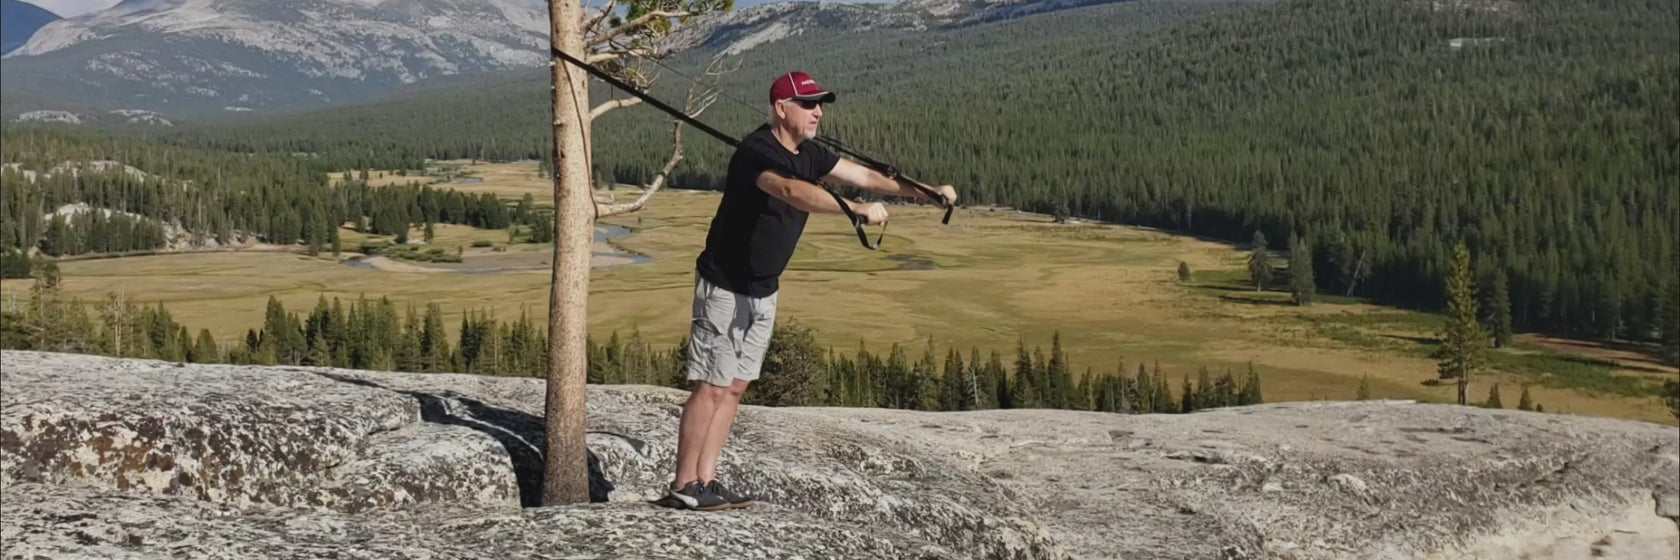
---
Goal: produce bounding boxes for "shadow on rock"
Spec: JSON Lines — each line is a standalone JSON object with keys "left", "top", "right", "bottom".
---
{"left": 313, "top": 372, "right": 614, "bottom": 506}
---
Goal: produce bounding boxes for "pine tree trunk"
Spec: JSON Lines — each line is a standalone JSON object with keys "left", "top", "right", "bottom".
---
{"left": 542, "top": 0, "right": 593, "bottom": 506}
{"left": 1457, "top": 376, "right": 1467, "bottom": 406}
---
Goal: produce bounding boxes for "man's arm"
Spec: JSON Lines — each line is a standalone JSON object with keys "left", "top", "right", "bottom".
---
{"left": 822, "top": 158, "right": 958, "bottom": 206}
{"left": 756, "top": 170, "right": 888, "bottom": 224}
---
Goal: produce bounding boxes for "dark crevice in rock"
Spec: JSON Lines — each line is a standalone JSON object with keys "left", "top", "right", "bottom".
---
{"left": 310, "top": 371, "right": 615, "bottom": 506}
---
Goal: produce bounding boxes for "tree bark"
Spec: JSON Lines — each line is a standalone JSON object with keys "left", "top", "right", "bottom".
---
{"left": 542, "top": 0, "right": 593, "bottom": 506}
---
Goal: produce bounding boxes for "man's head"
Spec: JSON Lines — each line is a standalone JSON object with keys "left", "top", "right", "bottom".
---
{"left": 768, "top": 71, "right": 835, "bottom": 141}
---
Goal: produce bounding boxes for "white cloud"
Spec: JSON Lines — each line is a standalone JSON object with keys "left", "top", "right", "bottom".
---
{"left": 25, "top": 0, "right": 123, "bottom": 18}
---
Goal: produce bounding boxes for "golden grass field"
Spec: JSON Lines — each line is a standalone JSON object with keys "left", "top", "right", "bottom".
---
{"left": 6, "top": 162, "right": 1674, "bottom": 425}
{"left": 325, "top": 169, "right": 429, "bottom": 188}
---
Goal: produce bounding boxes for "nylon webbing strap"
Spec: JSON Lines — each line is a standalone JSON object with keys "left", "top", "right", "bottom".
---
{"left": 552, "top": 46, "right": 908, "bottom": 249}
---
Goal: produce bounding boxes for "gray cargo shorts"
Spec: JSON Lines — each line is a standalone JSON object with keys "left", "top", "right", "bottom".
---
{"left": 686, "top": 272, "right": 777, "bottom": 387}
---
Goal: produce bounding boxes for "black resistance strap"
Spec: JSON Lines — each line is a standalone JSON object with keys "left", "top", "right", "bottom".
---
{"left": 550, "top": 46, "right": 952, "bottom": 250}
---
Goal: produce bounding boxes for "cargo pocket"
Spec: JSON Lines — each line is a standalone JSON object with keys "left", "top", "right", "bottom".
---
{"left": 687, "top": 316, "right": 721, "bottom": 374}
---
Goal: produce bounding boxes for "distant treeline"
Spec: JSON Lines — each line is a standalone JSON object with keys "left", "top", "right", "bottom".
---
{"left": 0, "top": 131, "right": 538, "bottom": 258}
{"left": 98, "top": 0, "right": 1679, "bottom": 347}
{"left": 1, "top": 270, "right": 1263, "bottom": 415}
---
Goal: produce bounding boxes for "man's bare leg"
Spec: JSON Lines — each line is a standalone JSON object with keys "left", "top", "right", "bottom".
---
{"left": 673, "top": 382, "right": 728, "bottom": 488}
{"left": 696, "top": 379, "right": 749, "bottom": 483}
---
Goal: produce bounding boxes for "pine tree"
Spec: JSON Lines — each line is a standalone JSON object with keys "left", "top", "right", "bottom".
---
{"left": 261, "top": 296, "right": 303, "bottom": 365}
{"left": 329, "top": 298, "right": 349, "bottom": 367}
{"left": 1195, "top": 366, "right": 1212, "bottom": 410}
{"left": 1240, "top": 362, "right": 1263, "bottom": 405}
{"left": 1487, "top": 268, "right": 1512, "bottom": 348}
{"left": 1048, "top": 332, "right": 1070, "bottom": 409}
{"left": 1662, "top": 380, "right": 1678, "bottom": 421}
{"left": 1356, "top": 374, "right": 1371, "bottom": 400}
{"left": 1517, "top": 385, "right": 1534, "bottom": 412}
{"left": 192, "top": 328, "right": 220, "bottom": 362}
{"left": 912, "top": 339, "right": 940, "bottom": 411}
{"left": 621, "top": 328, "right": 651, "bottom": 384}
{"left": 942, "top": 347, "right": 967, "bottom": 411}
{"left": 99, "top": 292, "right": 133, "bottom": 357}
{"left": 1011, "top": 339, "right": 1037, "bottom": 408}
{"left": 602, "top": 330, "right": 622, "bottom": 383}
{"left": 1437, "top": 242, "right": 1487, "bottom": 406}
{"left": 987, "top": 350, "right": 1008, "bottom": 410}
{"left": 306, "top": 329, "right": 331, "bottom": 366}
{"left": 0, "top": 248, "right": 31, "bottom": 278}
{"left": 1074, "top": 368, "right": 1092, "bottom": 411}
{"left": 884, "top": 343, "right": 909, "bottom": 409}
{"left": 421, "top": 303, "right": 449, "bottom": 372}
{"left": 1153, "top": 364, "right": 1172, "bottom": 413}
{"left": 165, "top": 324, "right": 190, "bottom": 362}
{"left": 1661, "top": 279, "right": 1679, "bottom": 367}
{"left": 1134, "top": 363, "right": 1153, "bottom": 413}
{"left": 1485, "top": 384, "right": 1503, "bottom": 409}
{"left": 1114, "top": 359, "right": 1132, "bottom": 414}
{"left": 1180, "top": 373, "right": 1195, "bottom": 413}
{"left": 1289, "top": 233, "right": 1315, "bottom": 306}
{"left": 306, "top": 296, "right": 331, "bottom": 353}
{"left": 1033, "top": 346, "right": 1052, "bottom": 408}
{"left": 1249, "top": 231, "right": 1272, "bottom": 291}
{"left": 516, "top": 193, "right": 535, "bottom": 223}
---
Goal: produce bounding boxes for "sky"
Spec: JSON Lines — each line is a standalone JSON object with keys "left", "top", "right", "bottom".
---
{"left": 25, "top": 0, "right": 121, "bottom": 18}
{"left": 24, "top": 0, "right": 894, "bottom": 19}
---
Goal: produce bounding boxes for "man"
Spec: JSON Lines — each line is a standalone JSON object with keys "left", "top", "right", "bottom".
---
{"left": 659, "top": 71, "right": 958, "bottom": 511}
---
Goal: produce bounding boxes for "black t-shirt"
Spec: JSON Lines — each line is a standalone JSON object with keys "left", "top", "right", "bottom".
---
{"left": 695, "top": 124, "right": 841, "bottom": 297}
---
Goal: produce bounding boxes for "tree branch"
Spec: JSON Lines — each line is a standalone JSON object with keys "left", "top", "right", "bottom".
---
{"left": 587, "top": 48, "right": 653, "bottom": 64}
{"left": 595, "top": 56, "right": 731, "bottom": 217}
{"left": 587, "top": 10, "right": 694, "bottom": 47}
{"left": 591, "top": 97, "right": 643, "bottom": 119}
{"left": 596, "top": 123, "right": 682, "bottom": 217}
{"left": 582, "top": 0, "right": 616, "bottom": 39}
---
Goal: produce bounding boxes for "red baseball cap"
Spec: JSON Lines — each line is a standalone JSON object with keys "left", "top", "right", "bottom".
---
{"left": 769, "top": 71, "right": 836, "bottom": 104}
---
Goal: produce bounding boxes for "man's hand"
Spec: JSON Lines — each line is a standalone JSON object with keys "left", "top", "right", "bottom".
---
{"left": 927, "top": 184, "right": 957, "bottom": 206}
{"left": 850, "top": 200, "right": 888, "bottom": 225}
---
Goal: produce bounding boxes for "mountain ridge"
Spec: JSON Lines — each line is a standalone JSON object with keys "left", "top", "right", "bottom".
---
{"left": 0, "top": 0, "right": 550, "bottom": 111}
{"left": 0, "top": 0, "right": 1144, "bottom": 113}
{"left": 0, "top": 0, "right": 60, "bottom": 54}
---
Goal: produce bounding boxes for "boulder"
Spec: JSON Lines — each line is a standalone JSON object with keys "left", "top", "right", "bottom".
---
{"left": 0, "top": 482, "right": 959, "bottom": 559}
{"left": 2, "top": 350, "right": 1676, "bottom": 559}
{"left": 0, "top": 354, "right": 519, "bottom": 513}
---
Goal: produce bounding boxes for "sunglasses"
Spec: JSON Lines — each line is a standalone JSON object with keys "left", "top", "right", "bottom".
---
{"left": 786, "top": 99, "right": 822, "bottom": 110}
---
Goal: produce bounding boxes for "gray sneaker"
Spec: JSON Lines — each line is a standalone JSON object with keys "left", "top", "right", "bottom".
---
{"left": 664, "top": 481, "right": 730, "bottom": 511}
{"left": 706, "top": 480, "right": 756, "bottom": 509}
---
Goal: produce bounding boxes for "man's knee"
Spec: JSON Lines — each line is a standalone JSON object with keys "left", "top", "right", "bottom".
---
{"left": 727, "top": 379, "right": 750, "bottom": 398}
{"left": 692, "top": 380, "right": 739, "bottom": 403}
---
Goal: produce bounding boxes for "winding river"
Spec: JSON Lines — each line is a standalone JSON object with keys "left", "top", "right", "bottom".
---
{"left": 341, "top": 224, "right": 651, "bottom": 274}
